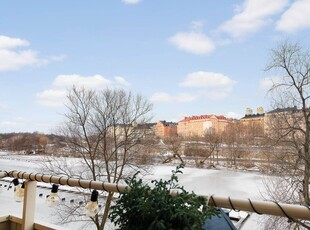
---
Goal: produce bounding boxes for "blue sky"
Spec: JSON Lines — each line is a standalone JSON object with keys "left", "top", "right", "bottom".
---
{"left": 0, "top": 0, "right": 310, "bottom": 133}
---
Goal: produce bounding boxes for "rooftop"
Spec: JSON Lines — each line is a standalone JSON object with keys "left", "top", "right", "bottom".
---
{"left": 267, "top": 106, "right": 299, "bottom": 114}
{"left": 241, "top": 113, "right": 265, "bottom": 119}
{"left": 179, "top": 114, "right": 227, "bottom": 122}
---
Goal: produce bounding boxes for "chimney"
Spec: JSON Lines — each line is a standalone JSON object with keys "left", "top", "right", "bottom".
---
{"left": 245, "top": 108, "right": 253, "bottom": 116}
{"left": 257, "top": 106, "right": 264, "bottom": 115}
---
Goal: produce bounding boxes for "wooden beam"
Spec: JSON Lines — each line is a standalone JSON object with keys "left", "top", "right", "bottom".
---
{"left": 22, "top": 180, "right": 37, "bottom": 230}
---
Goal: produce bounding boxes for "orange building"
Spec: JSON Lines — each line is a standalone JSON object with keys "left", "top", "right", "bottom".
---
{"left": 153, "top": 120, "right": 178, "bottom": 138}
{"left": 177, "top": 114, "right": 229, "bottom": 137}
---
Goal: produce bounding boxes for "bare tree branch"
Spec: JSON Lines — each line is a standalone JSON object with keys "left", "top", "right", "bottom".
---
{"left": 43, "top": 86, "right": 153, "bottom": 230}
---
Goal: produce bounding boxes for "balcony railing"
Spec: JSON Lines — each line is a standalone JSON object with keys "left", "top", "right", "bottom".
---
{"left": 0, "top": 170, "right": 309, "bottom": 230}
{"left": 0, "top": 215, "right": 65, "bottom": 230}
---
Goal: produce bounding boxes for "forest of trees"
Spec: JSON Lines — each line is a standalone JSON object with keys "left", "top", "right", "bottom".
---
{"left": 0, "top": 132, "right": 67, "bottom": 154}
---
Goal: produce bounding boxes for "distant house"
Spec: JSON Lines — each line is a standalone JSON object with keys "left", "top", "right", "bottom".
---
{"left": 153, "top": 121, "right": 178, "bottom": 138}
{"left": 111, "top": 122, "right": 156, "bottom": 139}
{"left": 134, "top": 122, "right": 157, "bottom": 139}
{"left": 177, "top": 114, "right": 229, "bottom": 137}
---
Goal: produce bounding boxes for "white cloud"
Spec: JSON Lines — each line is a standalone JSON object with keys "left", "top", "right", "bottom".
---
{"left": 0, "top": 117, "right": 57, "bottom": 133}
{"left": 150, "top": 92, "right": 197, "bottom": 103}
{"left": 259, "top": 76, "right": 281, "bottom": 92}
{"left": 226, "top": 112, "right": 241, "bottom": 119}
{"left": 115, "top": 76, "right": 131, "bottom": 88}
{"left": 1, "top": 119, "right": 24, "bottom": 127}
{"left": 276, "top": 0, "right": 310, "bottom": 33}
{"left": 0, "top": 35, "right": 29, "bottom": 49}
{"left": 36, "top": 89, "right": 67, "bottom": 107}
{"left": 259, "top": 78, "right": 273, "bottom": 92}
{"left": 0, "top": 35, "right": 64, "bottom": 72}
{"left": 1, "top": 121, "right": 18, "bottom": 126}
{"left": 180, "top": 71, "right": 235, "bottom": 89}
{"left": 172, "top": 112, "right": 190, "bottom": 122}
{"left": 52, "top": 74, "right": 112, "bottom": 90}
{"left": 219, "top": 0, "right": 288, "bottom": 38}
{"left": 0, "top": 116, "right": 26, "bottom": 127}
{"left": 151, "top": 71, "right": 236, "bottom": 103}
{"left": 180, "top": 71, "right": 236, "bottom": 100}
{"left": 37, "top": 74, "right": 132, "bottom": 107}
{"left": 190, "top": 20, "right": 204, "bottom": 31}
{"left": 0, "top": 48, "right": 40, "bottom": 72}
{"left": 122, "top": 0, "right": 142, "bottom": 4}
{"left": 169, "top": 31, "right": 215, "bottom": 55}
{"left": 151, "top": 71, "right": 235, "bottom": 103}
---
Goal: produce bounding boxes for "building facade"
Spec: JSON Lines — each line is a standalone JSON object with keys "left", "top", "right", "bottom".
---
{"left": 153, "top": 121, "right": 178, "bottom": 138}
{"left": 240, "top": 107, "right": 265, "bottom": 136}
{"left": 264, "top": 106, "right": 305, "bottom": 138}
{"left": 177, "top": 114, "right": 229, "bottom": 137}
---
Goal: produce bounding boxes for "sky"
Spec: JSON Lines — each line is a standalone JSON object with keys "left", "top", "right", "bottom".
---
{"left": 0, "top": 0, "right": 310, "bottom": 133}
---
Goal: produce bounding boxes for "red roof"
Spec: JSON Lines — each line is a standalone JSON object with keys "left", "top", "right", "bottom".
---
{"left": 178, "top": 114, "right": 227, "bottom": 122}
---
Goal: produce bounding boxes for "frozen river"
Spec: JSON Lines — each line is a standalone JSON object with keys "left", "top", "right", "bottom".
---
{"left": 0, "top": 152, "right": 265, "bottom": 229}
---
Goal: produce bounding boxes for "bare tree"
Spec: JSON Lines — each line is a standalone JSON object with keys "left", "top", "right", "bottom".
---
{"left": 206, "top": 132, "right": 222, "bottom": 166}
{"left": 222, "top": 122, "right": 243, "bottom": 167}
{"left": 193, "top": 133, "right": 221, "bottom": 168}
{"left": 43, "top": 86, "right": 153, "bottom": 229}
{"left": 242, "top": 122, "right": 264, "bottom": 145}
{"left": 264, "top": 41, "right": 310, "bottom": 229}
{"left": 161, "top": 136, "right": 185, "bottom": 164}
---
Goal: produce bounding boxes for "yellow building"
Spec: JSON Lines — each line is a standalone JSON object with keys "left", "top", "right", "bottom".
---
{"left": 264, "top": 106, "right": 304, "bottom": 138}
{"left": 240, "top": 107, "right": 265, "bottom": 137}
{"left": 178, "top": 114, "right": 229, "bottom": 137}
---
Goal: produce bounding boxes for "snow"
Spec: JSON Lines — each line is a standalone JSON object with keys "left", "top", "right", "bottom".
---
{"left": 143, "top": 166, "right": 264, "bottom": 199}
{"left": 0, "top": 153, "right": 266, "bottom": 229}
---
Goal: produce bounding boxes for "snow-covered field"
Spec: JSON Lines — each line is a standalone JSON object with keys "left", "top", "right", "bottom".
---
{"left": 0, "top": 151, "right": 265, "bottom": 229}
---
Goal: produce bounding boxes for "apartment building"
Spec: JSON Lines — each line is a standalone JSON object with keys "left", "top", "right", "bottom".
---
{"left": 240, "top": 107, "right": 265, "bottom": 136}
{"left": 264, "top": 106, "right": 306, "bottom": 138}
{"left": 177, "top": 114, "right": 229, "bottom": 137}
{"left": 153, "top": 120, "right": 178, "bottom": 138}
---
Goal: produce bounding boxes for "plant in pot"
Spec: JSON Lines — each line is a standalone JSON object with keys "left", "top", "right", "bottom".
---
{"left": 109, "top": 164, "right": 217, "bottom": 229}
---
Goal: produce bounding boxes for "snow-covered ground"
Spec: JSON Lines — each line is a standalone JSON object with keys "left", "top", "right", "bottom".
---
{"left": 0, "top": 151, "right": 265, "bottom": 229}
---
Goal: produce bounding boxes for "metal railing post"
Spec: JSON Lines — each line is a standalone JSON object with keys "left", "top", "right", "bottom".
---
{"left": 22, "top": 180, "right": 37, "bottom": 230}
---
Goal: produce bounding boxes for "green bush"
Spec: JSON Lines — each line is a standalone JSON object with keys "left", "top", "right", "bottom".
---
{"left": 109, "top": 164, "right": 217, "bottom": 230}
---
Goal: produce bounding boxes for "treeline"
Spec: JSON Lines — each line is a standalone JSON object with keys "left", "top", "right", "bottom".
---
{"left": 0, "top": 132, "right": 66, "bottom": 154}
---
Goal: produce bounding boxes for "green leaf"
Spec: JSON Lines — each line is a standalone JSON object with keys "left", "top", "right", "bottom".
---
{"left": 109, "top": 164, "right": 217, "bottom": 229}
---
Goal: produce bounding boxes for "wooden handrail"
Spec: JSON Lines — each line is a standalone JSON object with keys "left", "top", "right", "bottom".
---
{"left": 1, "top": 170, "right": 310, "bottom": 221}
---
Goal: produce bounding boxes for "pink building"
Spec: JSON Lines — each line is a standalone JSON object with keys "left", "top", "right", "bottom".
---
{"left": 153, "top": 121, "right": 178, "bottom": 138}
